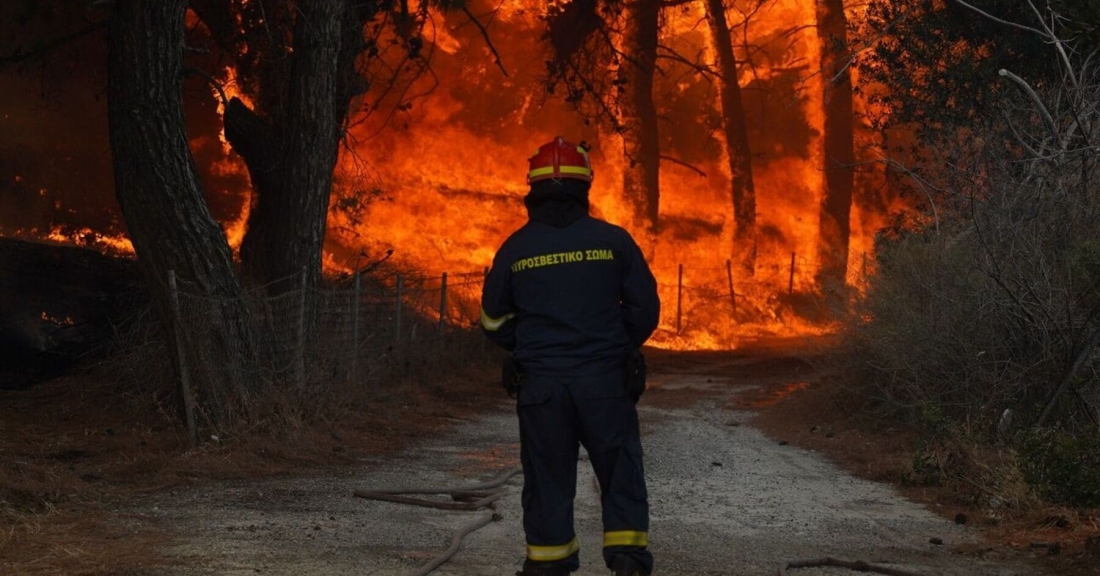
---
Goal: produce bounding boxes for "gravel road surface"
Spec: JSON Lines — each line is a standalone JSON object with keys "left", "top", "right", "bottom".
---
{"left": 131, "top": 352, "right": 1040, "bottom": 576}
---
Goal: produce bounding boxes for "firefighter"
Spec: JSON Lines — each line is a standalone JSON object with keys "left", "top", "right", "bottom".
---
{"left": 480, "top": 137, "right": 660, "bottom": 576}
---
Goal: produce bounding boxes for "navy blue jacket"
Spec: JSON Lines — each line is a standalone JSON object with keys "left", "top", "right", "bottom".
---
{"left": 480, "top": 183, "right": 660, "bottom": 376}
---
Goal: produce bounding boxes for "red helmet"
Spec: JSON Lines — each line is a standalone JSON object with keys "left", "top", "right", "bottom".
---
{"left": 527, "top": 136, "right": 593, "bottom": 184}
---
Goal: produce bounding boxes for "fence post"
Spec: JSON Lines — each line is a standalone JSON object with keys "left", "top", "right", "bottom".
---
{"left": 395, "top": 273, "right": 404, "bottom": 345}
{"left": 788, "top": 252, "right": 796, "bottom": 296}
{"left": 297, "top": 267, "right": 308, "bottom": 389}
{"left": 439, "top": 272, "right": 448, "bottom": 332}
{"left": 351, "top": 271, "right": 361, "bottom": 385}
{"left": 167, "top": 270, "right": 198, "bottom": 447}
{"left": 676, "top": 263, "right": 683, "bottom": 335}
{"left": 726, "top": 259, "right": 736, "bottom": 315}
{"left": 480, "top": 267, "right": 489, "bottom": 355}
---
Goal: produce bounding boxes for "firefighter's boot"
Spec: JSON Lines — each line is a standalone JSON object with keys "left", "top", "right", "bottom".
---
{"left": 610, "top": 555, "right": 650, "bottom": 576}
{"left": 516, "top": 560, "right": 573, "bottom": 576}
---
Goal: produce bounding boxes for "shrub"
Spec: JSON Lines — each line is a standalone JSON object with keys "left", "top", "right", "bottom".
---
{"left": 837, "top": 5, "right": 1100, "bottom": 508}
{"left": 1019, "top": 429, "right": 1100, "bottom": 508}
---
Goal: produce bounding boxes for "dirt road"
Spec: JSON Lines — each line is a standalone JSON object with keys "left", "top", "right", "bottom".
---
{"left": 130, "top": 348, "right": 1040, "bottom": 576}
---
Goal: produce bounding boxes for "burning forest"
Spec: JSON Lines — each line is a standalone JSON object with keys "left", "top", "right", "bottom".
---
{"left": 1, "top": 0, "right": 914, "bottom": 357}
{"left": 5, "top": 2, "right": 1100, "bottom": 574}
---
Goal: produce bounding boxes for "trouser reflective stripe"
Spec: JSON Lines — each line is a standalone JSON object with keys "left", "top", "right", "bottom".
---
{"left": 527, "top": 538, "right": 580, "bottom": 562}
{"left": 604, "top": 530, "right": 648, "bottom": 548}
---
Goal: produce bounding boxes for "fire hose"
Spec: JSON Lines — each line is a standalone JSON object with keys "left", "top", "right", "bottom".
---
{"left": 353, "top": 467, "right": 523, "bottom": 576}
{"left": 354, "top": 465, "right": 929, "bottom": 576}
{"left": 778, "top": 557, "right": 927, "bottom": 576}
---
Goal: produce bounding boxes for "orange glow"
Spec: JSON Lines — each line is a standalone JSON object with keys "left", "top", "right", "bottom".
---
{"left": 7, "top": 0, "right": 912, "bottom": 351}
{"left": 44, "top": 226, "right": 134, "bottom": 255}
{"left": 40, "top": 311, "right": 75, "bottom": 326}
{"left": 735, "top": 381, "right": 812, "bottom": 409}
{"left": 323, "top": 0, "right": 886, "bottom": 349}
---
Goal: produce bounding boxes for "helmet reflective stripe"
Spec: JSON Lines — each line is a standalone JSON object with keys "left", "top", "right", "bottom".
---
{"left": 528, "top": 165, "right": 593, "bottom": 179}
{"left": 527, "top": 136, "right": 594, "bottom": 183}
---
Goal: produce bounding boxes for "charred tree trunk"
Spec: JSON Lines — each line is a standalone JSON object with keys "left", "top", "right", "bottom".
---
{"left": 190, "top": 0, "right": 373, "bottom": 291}
{"left": 705, "top": 0, "right": 757, "bottom": 276}
{"left": 620, "top": 0, "right": 661, "bottom": 251}
{"left": 815, "top": 0, "right": 855, "bottom": 288}
{"left": 233, "top": 0, "right": 347, "bottom": 292}
{"left": 107, "top": 0, "right": 256, "bottom": 426}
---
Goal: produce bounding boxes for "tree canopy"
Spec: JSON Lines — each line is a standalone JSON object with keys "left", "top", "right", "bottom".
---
{"left": 857, "top": 0, "right": 1100, "bottom": 140}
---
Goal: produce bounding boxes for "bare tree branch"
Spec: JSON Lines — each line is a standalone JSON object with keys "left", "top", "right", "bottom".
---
{"left": 947, "top": 0, "right": 1046, "bottom": 37}
{"left": 1037, "top": 328, "right": 1100, "bottom": 427}
{"left": 0, "top": 22, "right": 106, "bottom": 65}
{"left": 998, "top": 68, "right": 1063, "bottom": 152}
{"left": 184, "top": 67, "right": 230, "bottom": 106}
{"left": 656, "top": 44, "right": 718, "bottom": 79}
{"left": 659, "top": 154, "right": 707, "bottom": 177}
{"left": 459, "top": 5, "right": 508, "bottom": 77}
{"left": 1024, "top": 0, "right": 1079, "bottom": 91}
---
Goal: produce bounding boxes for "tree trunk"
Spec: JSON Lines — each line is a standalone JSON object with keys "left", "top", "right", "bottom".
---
{"left": 705, "top": 0, "right": 757, "bottom": 277}
{"left": 620, "top": 0, "right": 661, "bottom": 251}
{"left": 107, "top": 0, "right": 256, "bottom": 426}
{"left": 233, "top": 0, "right": 347, "bottom": 293}
{"left": 815, "top": 0, "right": 855, "bottom": 288}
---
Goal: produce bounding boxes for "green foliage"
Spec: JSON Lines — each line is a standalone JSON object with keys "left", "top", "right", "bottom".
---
{"left": 1019, "top": 429, "right": 1100, "bottom": 507}
{"left": 908, "top": 442, "right": 947, "bottom": 486}
{"left": 838, "top": 0, "right": 1100, "bottom": 512}
{"left": 918, "top": 402, "right": 951, "bottom": 438}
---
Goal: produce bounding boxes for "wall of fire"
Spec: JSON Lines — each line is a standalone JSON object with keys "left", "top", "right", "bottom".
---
{"left": 0, "top": 0, "right": 912, "bottom": 347}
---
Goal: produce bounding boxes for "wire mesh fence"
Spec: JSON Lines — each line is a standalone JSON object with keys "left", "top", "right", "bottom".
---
{"left": 164, "top": 253, "right": 850, "bottom": 438}
{"left": 167, "top": 268, "right": 493, "bottom": 439}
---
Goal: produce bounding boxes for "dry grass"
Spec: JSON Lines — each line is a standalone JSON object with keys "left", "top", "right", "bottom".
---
{"left": 825, "top": 12, "right": 1100, "bottom": 521}
{"left": 753, "top": 376, "right": 1100, "bottom": 575}
{"left": 0, "top": 344, "right": 501, "bottom": 575}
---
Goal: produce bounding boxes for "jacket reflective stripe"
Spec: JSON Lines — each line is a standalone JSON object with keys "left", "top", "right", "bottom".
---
{"left": 526, "top": 537, "right": 580, "bottom": 561}
{"left": 603, "top": 530, "right": 648, "bottom": 548}
{"left": 480, "top": 308, "right": 516, "bottom": 331}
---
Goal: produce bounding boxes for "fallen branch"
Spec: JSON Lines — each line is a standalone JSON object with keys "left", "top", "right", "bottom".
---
{"left": 778, "top": 557, "right": 927, "bottom": 576}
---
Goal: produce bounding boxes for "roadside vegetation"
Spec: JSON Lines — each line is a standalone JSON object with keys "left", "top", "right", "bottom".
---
{"left": 0, "top": 265, "right": 499, "bottom": 575}
{"left": 838, "top": 1, "right": 1100, "bottom": 516}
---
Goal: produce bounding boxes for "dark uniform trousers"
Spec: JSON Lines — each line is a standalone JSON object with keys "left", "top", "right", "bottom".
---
{"left": 517, "top": 368, "right": 653, "bottom": 574}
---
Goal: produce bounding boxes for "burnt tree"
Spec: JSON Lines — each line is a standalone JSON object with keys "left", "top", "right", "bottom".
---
{"left": 190, "top": 0, "right": 374, "bottom": 292}
{"left": 542, "top": 0, "right": 662, "bottom": 251}
{"left": 620, "top": 0, "right": 662, "bottom": 249}
{"left": 815, "top": 0, "right": 855, "bottom": 287}
{"left": 705, "top": 0, "right": 757, "bottom": 276}
{"left": 107, "top": 0, "right": 257, "bottom": 425}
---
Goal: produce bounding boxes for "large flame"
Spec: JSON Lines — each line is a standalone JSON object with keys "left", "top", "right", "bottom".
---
{"left": 3, "top": 0, "right": 909, "bottom": 351}
{"left": 322, "top": 0, "right": 898, "bottom": 349}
